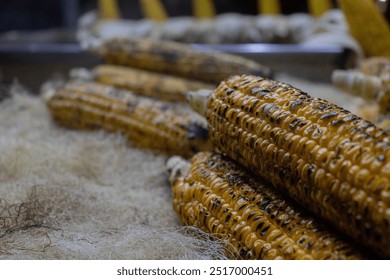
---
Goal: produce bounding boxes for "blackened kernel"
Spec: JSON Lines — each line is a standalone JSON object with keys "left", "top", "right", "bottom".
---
{"left": 260, "top": 226, "right": 270, "bottom": 235}
{"left": 226, "top": 89, "right": 234, "bottom": 95}
{"left": 320, "top": 111, "right": 338, "bottom": 119}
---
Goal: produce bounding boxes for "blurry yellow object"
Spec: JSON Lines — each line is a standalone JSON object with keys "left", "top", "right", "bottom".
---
{"left": 339, "top": 0, "right": 390, "bottom": 57}
{"left": 193, "top": 0, "right": 216, "bottom": 18}
{"left": 98, "top": 0, "right": 120, "bottom": 19}
{"left": 308, "top": 0, "right": 332, "bottom": 16}
{"left": 140, "top": 0, "right": 168, "bottom": 21}
{"left": 258, "top": 0, "right": 281, "bottom": 14}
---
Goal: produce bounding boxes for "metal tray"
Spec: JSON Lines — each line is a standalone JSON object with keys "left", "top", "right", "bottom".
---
{"left": 0, "top": 30, "right": 357, "bottom": 92}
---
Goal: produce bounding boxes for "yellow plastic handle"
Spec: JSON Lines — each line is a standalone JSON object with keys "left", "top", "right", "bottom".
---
{"left": 308, "top": 0, "right": 332, "bottom": 17}
{"left": 258, "top": 0, "right": 281, "bottom": 15}
{"left": 98, "top": 0, "right": 121, "bottom": 19}
{"left": 140, "top": 0, "right": 168, "bottom": 21}
{"left": 193, "top": 0, "right": 216, "bottom": 18}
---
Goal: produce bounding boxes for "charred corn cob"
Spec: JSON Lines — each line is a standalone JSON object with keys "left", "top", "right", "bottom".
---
{"left": 90, "top": 38, "right": 272, "bottom": 84}
{"left": 167, "top": 152, "right": 363, "bottom": 260}
{"left": 93, "top": 64, "right": 214, "bottom": 102}
{"left": 189, "top": 75, "right": 390, "bottom": 257}
{"left": 45, "top": 82, "right": 211, "bottom": 157}
{"left": 338, "top": 0, "right": 390, "bottom": 57}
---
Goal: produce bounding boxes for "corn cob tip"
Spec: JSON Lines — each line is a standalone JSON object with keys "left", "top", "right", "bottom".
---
{"left": 69, "top": 68, "right": 95, "bottom": 82}
{"left": 187, "top": 89, "right": 214, "bottom": 117}
{"left": 331, "top": 69, "right": 381, "bottom": 99}
{"left": 166, "top": 156, "right": 190, "bottom": 184}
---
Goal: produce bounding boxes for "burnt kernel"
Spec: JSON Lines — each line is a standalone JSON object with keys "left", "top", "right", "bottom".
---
{"left": 239, "top": 248, "right": 247, "bottom": 257}
{"left": 306, "top": 242, "right": 313, "bottom": 249}
{"left": 248, "top": 212, "right": 256, "bottom": 220}
{"left": 251, "top": 86, "right": 262, "bottom": 94}
{"left": 225, "top": 212, "right": 232, "bottom": 223}
{"left": 226, "top": 89, "right": 234, "bottom": 95}
{"left": 316, "top": 103, "right": 327, "bottom": 110}
{"left": 331, "top": 119, "right": 345, "bottom": 126}
{"left": 289, "top": 118, "right": 302, "bottom": 130}
{"left": 298, "top": 237, "right": 306, "bottom": 244}
{"left": 344, "top": 115, "right": 359, "bottom": 122}
{"left": 290, "top": 100, "right": 303, "bottom": 111}
{"left": 378, "top": 155, "right": 386, "bottom": 162}
{"left": 320, "top": 111, "right": 338, "bottom": 119}
{"left": 260, "top": 201, "right": 270, "bottom": 210}
{"left": 187, "top": 123, "right": 209, "bottom": 140}
{"left": 281, "top": 219, "right": 291, "bottom": 227}
{"left": 256, "top": 222, "right": 265, "bottom": 231}
{"left": 260, "top": 226, "right": 270, "bottom": 235}
{"left": 307, "top": 165, "right": 315, "bottom": 176}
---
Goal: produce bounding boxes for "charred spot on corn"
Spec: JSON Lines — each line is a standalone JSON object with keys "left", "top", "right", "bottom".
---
{"left": 187, "top": 122, "right": 209, "bottom": 140}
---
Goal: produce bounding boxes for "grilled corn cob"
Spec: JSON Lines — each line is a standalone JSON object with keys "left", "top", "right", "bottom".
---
{"left": 45, "top": 82, "right": 211, "bottom": 157}
{"left": 189, "top": 75, "right": 390, "bottom": 257}
{"left": 167, "top": 152, "right": 363, "bottom": 260}
{"left": 338, "top": 0, "right": 390, "bottom": 57}
{"left": 93, "top": 64, "right": 214, "bottom": 102}
{"left": 90, "top": 38, "right": 272, "bottom": 83}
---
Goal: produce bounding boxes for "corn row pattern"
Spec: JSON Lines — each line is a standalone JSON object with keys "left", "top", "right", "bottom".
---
{"left": 170, "top": 152, "right": 364, "bottom": 259}
{"left": 206, "top": 75, "right": 390, "bottom": 257}
{"left": 46, "top": 82, "right": 211, "bottom": 157}
{"left": 93, "top": 38, "right": 272, "bottom": 83}
{"left": 94, "top": 65, "right": 214, "bottom": 102}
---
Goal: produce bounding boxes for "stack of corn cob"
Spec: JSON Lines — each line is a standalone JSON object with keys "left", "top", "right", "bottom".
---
{"left": 165, "top": 74, "right": 390, "bottom": 259}
{"left": 332, "top": 57, "right": 390, "bottom": 131}
{"left": 44, "top": 37, "right": 390, "bottom": 259}
{"left": 45, "top": 37, "right": 271, "bottom": 158}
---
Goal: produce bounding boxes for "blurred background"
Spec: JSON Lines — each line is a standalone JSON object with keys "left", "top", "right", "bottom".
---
{"left": 0, "top": 0, "right": 389, "bottom": 91}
